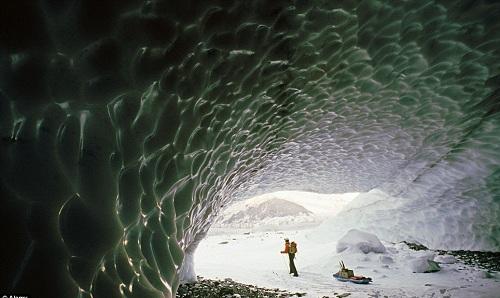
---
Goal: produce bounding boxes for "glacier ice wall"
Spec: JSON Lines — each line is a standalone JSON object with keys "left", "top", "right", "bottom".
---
{"left": 1, "top": 0, "right": 500, "bottom": 297}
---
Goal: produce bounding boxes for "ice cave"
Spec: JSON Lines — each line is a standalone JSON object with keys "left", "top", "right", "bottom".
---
{"left": 1, "top": 0, "right": 500, "bottom": 297}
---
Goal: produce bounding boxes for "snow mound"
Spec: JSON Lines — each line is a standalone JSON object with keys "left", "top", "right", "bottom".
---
{"left": 408, "top": 252, "right": 441, "bottom": 273}
{"left": 435, "top": 254, "right": 457, "bottom": 264}
{"left": 379, "top": 255, "right": 394, "bottom": 264}
{"left": 472, "top": 270, "right": 490, "bottom": 279}
{"left": 336, "top": 229, "right": 386, "bottom": 254}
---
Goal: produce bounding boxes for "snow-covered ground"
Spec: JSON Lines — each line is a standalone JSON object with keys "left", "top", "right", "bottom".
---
{"left": 195, "top": 192, "right": 500, "bottom": 297}
{"left": 195, "top": 229, "right": 500, "bottom": 297}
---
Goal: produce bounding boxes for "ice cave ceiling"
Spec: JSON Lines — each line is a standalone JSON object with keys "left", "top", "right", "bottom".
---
{"left": 1, "top": 0, "right": 500, "bottom": 297}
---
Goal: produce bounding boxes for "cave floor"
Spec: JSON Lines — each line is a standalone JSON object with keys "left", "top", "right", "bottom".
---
{"left": 195, "top": 229, "right": 500, "bottom": 297}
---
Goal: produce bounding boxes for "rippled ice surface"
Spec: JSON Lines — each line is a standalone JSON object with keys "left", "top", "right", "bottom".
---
{"left": 2, "top": 0, "right": 500, "bottom": 296}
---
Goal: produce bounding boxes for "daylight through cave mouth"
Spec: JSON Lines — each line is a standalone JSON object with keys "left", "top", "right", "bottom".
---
{"left": 209, "top": 191, "right": 359, "bottom": 231}
{"left": 1, "top": 0, "right": 500, "bottom": 297}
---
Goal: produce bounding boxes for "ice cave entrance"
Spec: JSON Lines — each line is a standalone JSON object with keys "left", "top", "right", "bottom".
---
{"left": 193, "top": 191, "right": 359, "bottom": 280}
{"left": 193, "top": 191, "right": 500, "bottom": 297}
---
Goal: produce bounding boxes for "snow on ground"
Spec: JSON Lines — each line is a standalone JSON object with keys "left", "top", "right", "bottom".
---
{"left": 196, "top": 193, "right": 500, "bottom": 297}
{"left": 195, "top": 228, "right": 500, "bottom": 297}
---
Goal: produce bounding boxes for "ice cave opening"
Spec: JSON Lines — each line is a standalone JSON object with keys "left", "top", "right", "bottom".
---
{"left": 191, "top": 190, "right": 500, "bottom": 297}
{"left": 192, "top": 190, "right": 359, "bottom": 272}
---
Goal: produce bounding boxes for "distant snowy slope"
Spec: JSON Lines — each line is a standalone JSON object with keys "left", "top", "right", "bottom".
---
{"left": 223, "top": 191, "right": 357, "bottom": 217}
{"left": 211, "top": 191, "right": 357, "bottom": 231}
{"left": 223, "top": 198, "right": 312, "bottom": 223}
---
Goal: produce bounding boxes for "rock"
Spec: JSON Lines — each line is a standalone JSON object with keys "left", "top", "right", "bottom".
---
{"left": 409, "top": 253, "right": 441, "bottom": 273}
{"left": 220, "top": 287, "right": 234, "bottom": 295}
{"left": 438, "top": 250, "right": 500, "bottom": 271}
{"left": 401, "top": 241, "right": 429, "bottom": 251}
{"left": 425, "top": 260, "right": 441, "bottom": 272}
{"left": 176, "top": 276, "right": 295, "bottom": 298}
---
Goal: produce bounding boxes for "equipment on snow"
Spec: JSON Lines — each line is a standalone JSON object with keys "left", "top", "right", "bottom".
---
{"left": 333, "top": 261, "right": 372, "bottom": 284}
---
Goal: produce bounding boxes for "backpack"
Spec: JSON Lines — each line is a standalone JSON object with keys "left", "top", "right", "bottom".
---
{"left": 289, "top": 241, "right": 297, "bottom": 253}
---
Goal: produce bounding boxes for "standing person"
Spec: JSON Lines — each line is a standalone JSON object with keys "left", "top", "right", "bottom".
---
{"left": 280, "top": 238, "right": 299, "bottom": 277}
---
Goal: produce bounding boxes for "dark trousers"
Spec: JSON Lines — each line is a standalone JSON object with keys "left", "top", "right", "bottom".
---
{"left": 288, "top": 253, "right": 298, "bottom": 276}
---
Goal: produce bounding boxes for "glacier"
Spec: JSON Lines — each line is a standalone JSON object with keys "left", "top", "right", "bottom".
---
{"left": 1, "top": 0, "right": 500, "bottom": 297}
